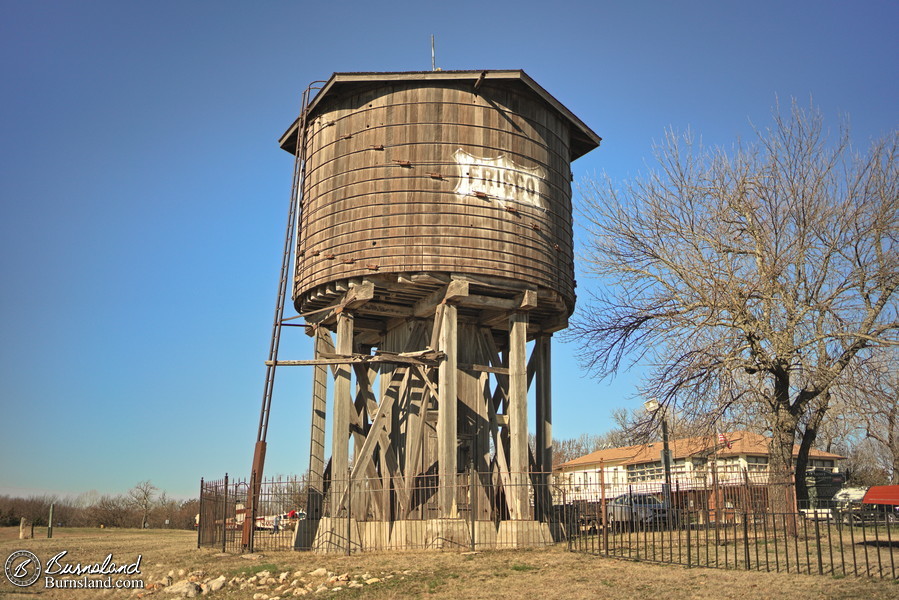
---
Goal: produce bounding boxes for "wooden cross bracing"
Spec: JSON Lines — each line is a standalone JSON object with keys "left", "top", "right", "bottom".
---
{"left": 293, "top": 278, "right": 555, "bottom": 525}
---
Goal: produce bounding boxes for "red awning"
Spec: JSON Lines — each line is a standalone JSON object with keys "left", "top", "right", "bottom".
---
{"left": 862, "top": 485, "right": 899, "bottom": 506}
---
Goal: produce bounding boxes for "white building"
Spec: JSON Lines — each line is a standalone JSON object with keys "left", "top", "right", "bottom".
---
{"left": 555, "top": 431, "right": 844, "bottom": 504}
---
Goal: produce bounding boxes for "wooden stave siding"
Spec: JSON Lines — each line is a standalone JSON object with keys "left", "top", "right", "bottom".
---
{"left": 294, "top": 81, "right": 575, "bottom": 313}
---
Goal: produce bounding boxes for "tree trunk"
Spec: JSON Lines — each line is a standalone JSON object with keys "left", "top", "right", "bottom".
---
{"left": 767, "top": 378, "right": 798, "bottom": 529}
{"left": 795, "top": 429, "right": 815, "bottom": 509}
{"left": 769, "top": 416, "right": 796, "bottom": 500}
{"left": 889, "top": 404, "right": 898, "bottom": 485}
{"left": 795, "top": 401, "right": 828, "bottom": 509}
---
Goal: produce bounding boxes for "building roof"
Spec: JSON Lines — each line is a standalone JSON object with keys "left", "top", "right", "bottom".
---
{"left": 557, "top": 431, "right": 845, "bottom": 471}
{"left": 278, "top": 70, "right": 602, "bottom": 161}
{"left": 863, "top": 485, "right": 899, "bottom": 506}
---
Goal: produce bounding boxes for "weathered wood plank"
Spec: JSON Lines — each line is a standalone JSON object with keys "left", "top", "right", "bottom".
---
{"left": 307, "top": 328, "right": 330, "bottom": 518}
{"left": 330, "top": 312, "right": 354, "bottom": 513}
{"left": 437, "top": 303, "right": 458, "bottom": 517}
{"left": 412, "top": 280, "right": 469, "bottom": 318}
{"left": 508, "top": 312, "right": 529, "bottom": 520}
{"left": 535, "top": 334, "right": 552, "bottom": 474}
{"left": 268, "top": 351, "right": 443, "bottom": 367}
{"left": 458, "top": 363, "right": 508, "bottom": 375}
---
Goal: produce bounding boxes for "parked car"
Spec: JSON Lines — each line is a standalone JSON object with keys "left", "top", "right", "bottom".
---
{"left": 254, "top": 509, "right": 307, "bottom": 531}
{"left": 832, "top": 486, "right": 899, "bottom": 525}
{"left": 857, "top": 485, "right": 899, "bottom": 525}
{"left": 606, "top": 493, "right": 669, "bottom": 530}
{"left": 837, "top": 503, "right": 898, "bottom": 525}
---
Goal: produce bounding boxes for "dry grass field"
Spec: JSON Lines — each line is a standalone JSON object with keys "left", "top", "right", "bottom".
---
{"left": 1, "top": 527, "right": 896, "bottom": 600}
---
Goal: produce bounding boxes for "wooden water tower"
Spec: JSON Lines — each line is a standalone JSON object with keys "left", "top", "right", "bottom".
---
{"left": 259, "top": 70, "right": 599, "bottom": 551}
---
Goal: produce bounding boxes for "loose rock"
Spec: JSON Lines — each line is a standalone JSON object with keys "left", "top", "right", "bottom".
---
{"left": 205, "top": 575, "right": 227, "bottom": 594}
{"left": 164, "top": 580, "right": 201, "bottom": 597}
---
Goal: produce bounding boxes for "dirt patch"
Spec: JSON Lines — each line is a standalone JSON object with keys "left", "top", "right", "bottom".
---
{"left": 0, "top": 528, "right": 895, "bottom": 599}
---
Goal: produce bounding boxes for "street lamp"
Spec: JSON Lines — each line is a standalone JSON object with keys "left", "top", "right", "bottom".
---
{"left": 644, "top": 398, "right": 673, "bottom": 508}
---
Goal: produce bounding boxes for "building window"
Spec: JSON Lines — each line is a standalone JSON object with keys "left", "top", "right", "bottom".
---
{"left": 626, "top": 461, "right": 664, "bottom": 482}
{"left": 746, "top": 456, "right": 768, "bottom": 472}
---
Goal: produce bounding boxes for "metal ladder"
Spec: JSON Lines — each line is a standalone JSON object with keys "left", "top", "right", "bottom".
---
{"left": 244, "top": 80, "right": 325, "bottom": 551}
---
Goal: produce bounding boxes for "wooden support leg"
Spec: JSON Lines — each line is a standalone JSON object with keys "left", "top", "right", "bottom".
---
{"left": 535, "top": 334, "right": 552, "bottom": 473}
{"left": 307, "top": 329, "right": 330, "bottom": 519}
{"left": 508, "top": 312, "right": 528, "bottom": 520}
{"left": 437, "top": 304, "right": 458, "bottom": 517}
{"left": 535, "top": 333, "right": 552, "bottom": 519}
{"left": 331, "top": 312, "right": 353, "bottom": 514}
{"left": 458, "top": 323, "right": 491, "bottom": 520}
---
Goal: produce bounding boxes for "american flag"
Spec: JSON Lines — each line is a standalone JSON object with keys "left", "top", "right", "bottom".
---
{"left": 718, "top": 432, "right": 732, "bottom": 449}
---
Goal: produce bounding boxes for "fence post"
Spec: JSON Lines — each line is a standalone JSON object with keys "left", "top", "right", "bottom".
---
{"left": 48, "top": 503, "right": 54, "bottom": 539}
{"left": 346, "top": 468, "right": 352, "bottom": 556}
{"left": 222, "top": 473, "right": 229, "bottom": 554}
{"left": 197, "top": 477, "right": 204, "bottom": 549}
{"left": 469, "top": 459, "right": 476, "bottom": 552}
{"left": 248, "top": 472, "right": 257, "bottom": 553}
{"left": 711, "top": 461, "right": 720, "bottom": 546}
{"left": 743, "top": 512, "right": 750, "bottom": 569}
{"left": 814, "top": 515, "right": 823, "bottom": 575}
{"left": 600, "top": 460, "right": 607, "bottom": 555}
{"left": 686, "top": 502, "right": 692, "bottom": 568}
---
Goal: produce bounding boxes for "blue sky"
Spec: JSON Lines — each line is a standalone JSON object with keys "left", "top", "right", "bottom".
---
{"left": 1, "top": 1, "right": 896, "bottom": 499}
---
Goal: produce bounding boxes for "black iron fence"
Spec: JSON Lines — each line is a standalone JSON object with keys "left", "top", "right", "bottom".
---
{"left": 564, "top": 502, "right": 897, "bottom": 579}
{"left": 198, "top": 474, "right": 308, "bottom": 553}
{"left": 197, "top": 469, "right": 897, "bottom": 579}
{"left": 199, "top": 469, "right": 561, "bottom": 553}
{"left": 557, "top": 467, "right": 897, "bottom": 580}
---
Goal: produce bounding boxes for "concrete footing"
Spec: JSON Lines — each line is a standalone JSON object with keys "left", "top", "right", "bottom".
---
{"left": 294, "top": 518, "right": 560, "bottom": 553}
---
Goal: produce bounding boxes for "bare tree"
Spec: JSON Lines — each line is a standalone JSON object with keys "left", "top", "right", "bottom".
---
{"left": 0, "top": 489, "right": 199, "bottom": 529}
{"left": 572, "top": 101, "right": 898, "bottom": 506}
{"left": 844, "top": 349, "right": 899, "bottom": 483}
{"left": 88, "top": 495, "right": 130, "bottom": 528}
{"left": 840, "top": 437, "right": 892, "bottom": 486}
{"left": 127, "top": 480, "right": 157, "bottom": 529}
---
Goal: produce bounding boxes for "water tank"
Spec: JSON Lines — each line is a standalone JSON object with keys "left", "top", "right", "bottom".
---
{"left": 279, "top": 70, "right": 600, "bottom": 329}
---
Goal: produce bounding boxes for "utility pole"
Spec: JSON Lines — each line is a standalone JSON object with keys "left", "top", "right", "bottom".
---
{"left": 661, "top": 418, "right": 672, "bottom": 507}
{"left": 645, "top": 398, "right": 673, "bottom": 508}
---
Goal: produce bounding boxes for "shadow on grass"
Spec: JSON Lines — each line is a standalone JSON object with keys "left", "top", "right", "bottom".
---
{"left": 856, "top": 540, "right": 899, "bottom": 549}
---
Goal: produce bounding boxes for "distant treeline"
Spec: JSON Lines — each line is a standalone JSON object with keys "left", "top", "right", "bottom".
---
{"left": 0, "top": 484, "right": 199, "bottom": 530}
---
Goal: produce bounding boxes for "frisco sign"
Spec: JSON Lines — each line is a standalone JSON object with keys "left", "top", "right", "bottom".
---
{"left": 453, "top": 149, "right": 546, "bottom": 209}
